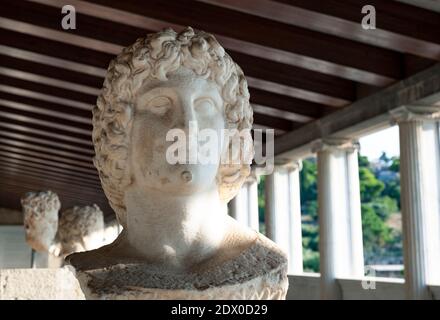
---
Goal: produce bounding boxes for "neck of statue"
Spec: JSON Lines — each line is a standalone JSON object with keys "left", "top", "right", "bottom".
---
{"left": 123, "top": 184, "right": 228, "bottom": 270}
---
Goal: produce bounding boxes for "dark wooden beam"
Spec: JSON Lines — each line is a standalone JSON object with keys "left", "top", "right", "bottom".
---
{"left": 0, "top": 74, "right": 96, "bottom": 105}
{"left": 83, "top": 0, "right": 401, "bottom": 85}
{"left": 0, "top": 90, "right": 91, "bottom": 123}
{"left": 0, "top": 53, "right": 103, "bottom": 89}
{"left": 0, "top": 159, "right": 100, "bottom": 188}
{"left": 0, "top": 28, "right": 113, "bottom": 69}
{"left": 0, "top": 175, "right": 104, "bottom": 203}
{"left": 275, "top": 62, "right": 440, "bottom": 159}
{"left": 253, "top": 113, "right": 300, "bottom": 132}
{"left": 0, "top": 144, "right": 94, "bottom": 170}
{"left": 1, "top": 164, "right": 101, "bottom": 191}
{"left": 0, "top": 46, "right": 354, "bottom": 108}
{"left": 0, "top": 154, "right": 100, "bottom": 182}
{"left": 230, "top": 51, "right": 354, "bottom": 104}
{"left": 0, "top": 130, "right": 94, "bottom": 155}
{"left": 0, "top": 149, "right": 97, "bottom": 176}
{"left": 200, "top": 0, "right": 440, "bottom": 60}
{"left": 275, "top": 0, "right": 440, "bottom": 59}
{"left": 250, "top": 88, "right": 335, "bottom": 117}
{"left": 0, "top": 107, "right": 92, "bottom": 137}
{"left": 3, "top": 0, "right": 401, "bottom": 86}
{"left": 0, "top": 137, "right": 93, "bottom": 163}
{"left": 0, "top": 117, "right": 93, "bottom": 147}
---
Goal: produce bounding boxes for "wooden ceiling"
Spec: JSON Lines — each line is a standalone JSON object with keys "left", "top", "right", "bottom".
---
{"left": 0, "top": 0, "right": 439, "bottom": 221}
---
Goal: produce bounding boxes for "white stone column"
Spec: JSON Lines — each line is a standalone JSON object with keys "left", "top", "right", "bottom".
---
{"left": 229, "top": 170, "right": 260, "bottom": 230}
{"left": 314, "top": 139, "right": 364, "bottom": 300}
{"left": 287, "top": 161, "right": 304, "bottom": 274}
{"left": 246, "top": 171, "right": 260, "bottom": 231}
{"left": 391, "top": 106, "right": 440, "bottom": 300}
{"left": 264, "top": 166, "right": 290, "bottom": 252}
{"left": 265, "top": 161, "right": 304, "bottom": 274}
{"left": 228, "top": 188, "right": 248, "bottom": 225}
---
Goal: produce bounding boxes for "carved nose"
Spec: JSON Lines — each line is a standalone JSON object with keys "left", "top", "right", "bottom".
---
{"left": 180, "top": 103, "right": 198, "bottom": 133}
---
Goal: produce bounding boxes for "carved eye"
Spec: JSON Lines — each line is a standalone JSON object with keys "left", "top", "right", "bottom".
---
{"left": 145, "top": 96, "right": 171, "bottom": 116}
{"left": 195, "top": 98, "right": 217, "bottom": 117}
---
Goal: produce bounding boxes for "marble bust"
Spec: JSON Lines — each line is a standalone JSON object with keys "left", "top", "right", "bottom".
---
{"left": 56, "top": 204, "right": 105, "bottom": 257}
{"left": 21, "top": 191, "right": 105, "bottom": 258}
{"left": 67, "top": 27, "right": 288, "bottom": 299}
{"left": 21, "top": 190, "right": 60, "bottom": 254}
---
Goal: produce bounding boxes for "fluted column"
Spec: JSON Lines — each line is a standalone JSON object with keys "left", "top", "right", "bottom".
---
{"left": 228, "top": 187, "right": 248, "bottom": 225}
{"left": 229, "top": 169, "right": 260, "bottom": 230}
{"left": 264, "top": 166, "right": 289, "bottom": 252}
{"left": 265, "top": 161, "right": 304, "bottom": 274}
{"left": 287, "top": 161, "right": 304, "bottom": 274}
{"left": 391, "top": 106, "right": 440, "bottom": 300}
{"left": 314, "top": 139, "right": 364, "bottom": 299}
{"left": 246, "top": 171, "right": 260, "bottom": 231}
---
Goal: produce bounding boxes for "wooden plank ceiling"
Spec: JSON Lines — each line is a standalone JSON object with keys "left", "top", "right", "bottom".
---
{"left": 0, "top": 0, "right": 438, "bottom": 221}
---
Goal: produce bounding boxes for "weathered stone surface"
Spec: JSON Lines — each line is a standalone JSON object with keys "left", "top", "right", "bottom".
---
{"left": 71, "top": 233, "right": 288, "bottom": 299}
{"left": 55, "top": 204, "right": 105, "bottom": 257}
{"left": 20, "top": 192, "right": 105, "bottom": 258}
{"left": 21, "top": 191, "right": 60, "bottom": 253}
{"left": 0, "top": 267, "right": 85, "bottom": 300}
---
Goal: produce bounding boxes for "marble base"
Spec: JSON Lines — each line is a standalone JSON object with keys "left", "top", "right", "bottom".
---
{"left": 69, "top": 234, "right": 288, "bottom": 300}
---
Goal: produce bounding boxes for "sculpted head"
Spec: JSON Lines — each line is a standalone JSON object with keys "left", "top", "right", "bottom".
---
{"left": 21, "top": 190, "right": 60, "bottom": 252}
{"left": 57, "top": 204, "right": 105, "bottom": 256}
{"left": 93, "top": 27, "right": 254, "bottom": 227}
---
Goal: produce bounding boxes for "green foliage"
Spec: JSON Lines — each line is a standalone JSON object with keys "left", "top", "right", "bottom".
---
{"left": 303, "top": 248, "right": 320, "bottom": 273}
{"left": 359, "top": 167, "right": 385, "bottom": 202}
{"left": 361, "top": 203, "right": 392, "bottom": 251}
{"left": 256, "top": 152, "right": 402, "bottom": 273}
{"left": 257, "top": 175, "right": 265, "bottom": 225}
{"left": 358, "top": 155, "right": 370, "bottom": 167}
{"left": 298, "top": 153, "right": 402, "bottom": 273}
{"left": 300, "top": 158, "right": 320, "bottom": 271}
{"left": 389, "top": 157, "right": 400, "bottom": 172}
{"left": 300, "top": 159, "right": 318, "bottom": 203}
{"left": 302, "top": 224, "right": 319, "bottom": 252}
{"left": 303, "top": 200, "right": 318, "bottom": 221}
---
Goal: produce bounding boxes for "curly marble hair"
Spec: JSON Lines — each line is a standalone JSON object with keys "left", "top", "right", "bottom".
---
{"left": 93, "top": 27, "right": 254, "bottom": 227}
{"left": 57, "top": 204, "right": 104, "bottom": 256}
{"left": 21, "top": 190, "right": 61, "bottom": 220}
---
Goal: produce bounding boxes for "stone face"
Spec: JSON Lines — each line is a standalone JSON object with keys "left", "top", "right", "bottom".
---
{"left": 21, "top": 192, "right": 105, "bottom": 258}
{"left": 67, "top": 27, "right": 288, "bottom": 300}
{"left": 55, "top": 204, "right": 105, "bottom": 256}
{"left": 21, "top": 190, "right": 60, "bottom": 253}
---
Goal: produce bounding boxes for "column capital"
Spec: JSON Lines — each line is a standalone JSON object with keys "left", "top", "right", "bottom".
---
{"left": 311, "top": 138, "right": 360, "bottom": 154}
{"left": 390, "top": 105, "right": 440, "bottom": 124}
{"left": 284, "top": 159, "right": 302, "bottom": 171}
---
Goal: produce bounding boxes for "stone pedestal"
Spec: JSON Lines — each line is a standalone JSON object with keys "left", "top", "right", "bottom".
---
{"left": 68, "top": 233, "right": 288, "bottom": 300}
{"left": 0, "top": 267, "right": 84, "bottom": 300}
